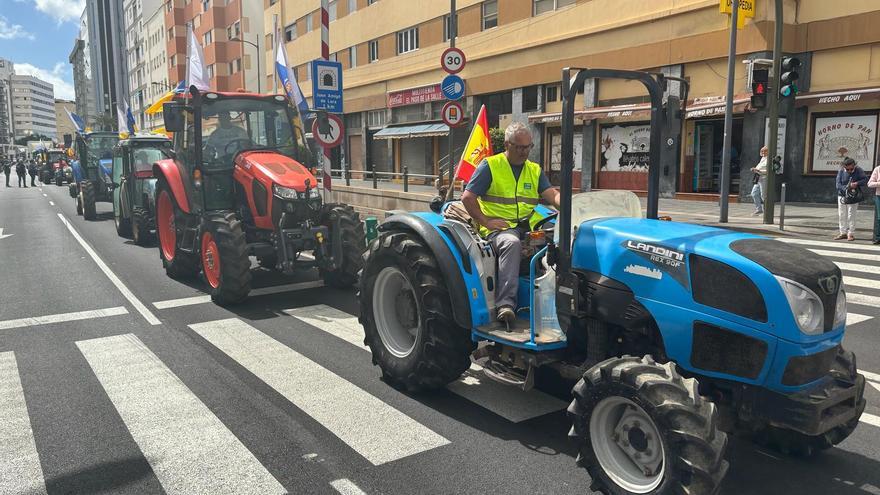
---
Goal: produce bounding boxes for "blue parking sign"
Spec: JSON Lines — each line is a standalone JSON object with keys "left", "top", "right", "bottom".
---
{"left": 311, "top": 60, "right": 343, "bottom": 113}
{"left": 441, "top": 74, "right": 465, "bottom": 101}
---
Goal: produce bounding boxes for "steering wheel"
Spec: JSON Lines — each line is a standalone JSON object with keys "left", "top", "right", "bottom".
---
{"left": 224, "top": 138, "right": 253, "bottom": 156}
{"left": 532, "top": 211, "right": 559, "bottom": 231}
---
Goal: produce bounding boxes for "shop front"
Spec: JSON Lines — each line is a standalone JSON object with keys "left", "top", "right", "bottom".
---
{"left": 681, "top": 96, "right": 750, "bottom": 195}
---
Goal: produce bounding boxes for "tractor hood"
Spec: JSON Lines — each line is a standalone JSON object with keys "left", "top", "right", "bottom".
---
{"left": 570, "top": 218, "right": 843, "bottom": 342}
{"left": 236, "top": 150, "right": 316, "bottom": 192}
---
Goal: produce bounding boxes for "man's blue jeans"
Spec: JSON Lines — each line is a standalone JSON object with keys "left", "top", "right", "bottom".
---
{"left": 874, "top": 195, "right": 880, "bottom": 242}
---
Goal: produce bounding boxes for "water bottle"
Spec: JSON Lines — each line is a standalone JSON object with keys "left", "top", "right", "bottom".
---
{"left": 534, "top": 256, "right": 565, "bottom": 341}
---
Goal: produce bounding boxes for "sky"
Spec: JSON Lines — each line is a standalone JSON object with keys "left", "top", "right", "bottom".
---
{"left": 0, "top": 0, "right": 86, "bottom": 100}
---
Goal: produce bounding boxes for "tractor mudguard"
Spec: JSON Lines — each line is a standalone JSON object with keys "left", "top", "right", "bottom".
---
{"left": 379, "top": 213, "right": 473, "bottom": 330}
{"left": 153, "top": 158, "right": 192, "bottom": 214}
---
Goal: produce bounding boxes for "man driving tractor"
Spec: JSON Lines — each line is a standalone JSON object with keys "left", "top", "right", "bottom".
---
{"left": 461, "top": 122, "right": 560, "bottom": 324}
{"left": 206, "top": 111, "right": 250, "bottom": 152}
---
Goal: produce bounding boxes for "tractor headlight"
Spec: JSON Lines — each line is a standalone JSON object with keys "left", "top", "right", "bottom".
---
{"left": 776, "top": 276, "right": 824, "bottom": 335}
{"left": 273, "top": 184, "right": 299, "bottom": 200}
{"left": 307, "top": 188, "right": 320, "bottom": 199}
{"left": 833, "top": 286, "right": 847, "bottom": 330}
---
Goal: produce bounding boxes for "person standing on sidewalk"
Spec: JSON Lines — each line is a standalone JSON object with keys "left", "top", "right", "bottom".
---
{"left": 835, "top": 157, "right": 867, "bottom": 241}
{"left": 750, "top": 146, "right": 769, "bottom": 215}
{"left": 868, "top": 163, "right": 880, "bottom": 245}
{"left": 27, "top": 160, "right": 37, "bottom": 186}
{"left": 15, "top": 160, "right": 28, "bottom": 188}
{"left": 2, "top": 160, "right": 10, "bottom": 187}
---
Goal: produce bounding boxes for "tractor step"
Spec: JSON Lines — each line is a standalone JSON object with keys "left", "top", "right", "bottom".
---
{"left": 477, "top": 357, "right": 536, "bottom": 391}
{"left": 476, "top": 319, "right": 566, "bottom": 345}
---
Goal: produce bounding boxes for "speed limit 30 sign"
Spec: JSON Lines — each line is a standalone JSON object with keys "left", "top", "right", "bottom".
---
{"left": 441, "top": 47, "right": 466, "bottom": 74}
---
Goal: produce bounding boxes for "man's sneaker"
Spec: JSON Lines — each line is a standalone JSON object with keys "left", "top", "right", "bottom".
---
{"left": 833, "top": 233, "right": 847, "bottom": 240}
{"left": 497, "top": 306, "right": 515, "bottom": 324}
{"left": 848, "top": 234, "right": 855, "bottom": 242}
{"left": 752, "top": 210, "right": 763, "bottom": 216}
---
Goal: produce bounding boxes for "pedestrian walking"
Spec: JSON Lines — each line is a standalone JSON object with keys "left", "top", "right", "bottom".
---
{"left": 868, "top": 163, "right": 880, "bottom": 245}
{"left": 2, "top": 160, "right": 10, "bottom": 187}
{"left": 28, "top": 160, "right": 37, "bottom": 186}
{"left": 15, "top": 160, "right": 27, "bottom": 188}
{"left": 750, "top": 146, "right": 769, "bottom": 215}
{"left": 835, "top": 157, "right": 867, "bottom": 241}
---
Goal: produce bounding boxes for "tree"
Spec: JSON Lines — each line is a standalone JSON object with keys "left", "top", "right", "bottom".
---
{"left": 14, "top": 134, "right": 54, "bottom": 146}
{"left": 489, "top": 127, "right": 505, "bottom": 154}
{"left": 90, "top": 111, "right": 117, "bottom": 132}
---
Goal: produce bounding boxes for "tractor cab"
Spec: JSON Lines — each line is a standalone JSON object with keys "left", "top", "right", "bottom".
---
{"left": 69, "top": 132, "right": 121, "bottom": 219}
{"left": 112, "top": 135, "right": 172, "bottom": 244}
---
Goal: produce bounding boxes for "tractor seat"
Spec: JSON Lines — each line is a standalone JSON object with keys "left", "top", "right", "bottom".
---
{"left": 555, "top": 190, "right": 642, "bottom": 241}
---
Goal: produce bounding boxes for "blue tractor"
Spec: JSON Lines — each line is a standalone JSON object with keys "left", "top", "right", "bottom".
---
{"left": 358, "top": 69, "right": 865, "bottom": 495}
{"left": 68, "top": 131, "right": 120, "bottom": 220}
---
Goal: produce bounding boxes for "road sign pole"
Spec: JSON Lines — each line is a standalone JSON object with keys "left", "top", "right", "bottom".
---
{"left": 719, "top": 0, "right": 739, "bottom": 223}
{"left": 320, "top": 0, "right": 333, "bottom": 200}
{"left": 446, "top": 0, "right": 456, "bottom": 195}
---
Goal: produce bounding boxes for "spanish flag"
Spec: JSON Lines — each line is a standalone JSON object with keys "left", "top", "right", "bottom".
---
{"left": 455, "top": 104, "right": 492, "bottom": 183}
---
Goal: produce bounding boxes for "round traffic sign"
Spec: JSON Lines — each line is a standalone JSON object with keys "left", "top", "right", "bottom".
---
{"left": 311, "top": 113, "right": 344, "bottom": 148}
{"left": 441, "top": 74, "right": 465, "bottom": 101}
{"left": 441, "top": 101, "right": 464, "bottom": 127}
{"left": 441, "top": 47, "right": 466, "bottom": 74}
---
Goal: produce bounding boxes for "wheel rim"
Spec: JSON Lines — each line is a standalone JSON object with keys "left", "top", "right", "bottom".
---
{"left": 372, "top": 266, "right": 420, "bottom": 358}
{"left": 157, "top": 191, "right": 176, "bottom": 261}
{"left": 201, "top": 231, "right": 221, "bottom": 289}
{"left": 589, "top": 396, "right": 665, "bottom": 494}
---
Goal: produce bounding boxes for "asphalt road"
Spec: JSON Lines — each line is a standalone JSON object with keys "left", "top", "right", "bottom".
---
{"left": 1, "top": 180, "right": 880, "bottom": 495}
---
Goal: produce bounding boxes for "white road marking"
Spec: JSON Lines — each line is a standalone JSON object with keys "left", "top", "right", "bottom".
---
{"left": 844, "top": 276, "right": 880, "bottom": 291}
{"left": 0, "top": 307, "right": 128, "bottom": 331}
{"left": 0, "top": 352, "right": 48, "bottom": 495}
{"left": 0, "top": 228, "right": 13, "bottom": 240}
{"left": 811, "top": 249, "right": 880, "bottom": 263}
{"left": 286, "top": 304, "right": 569, "bottom": 423}
{"left": 58, "top": 213, "right": 161, "bottom": 325}
{"left": 331, "top": 479, "right": 368, "bottom": 495}
{"left": 777, "top": 237, "right": 879, "bottom": 251}
{"left": 153, "top": 280, "right": 325, "bottom": 309}
{"left": 189, "top": 318, "right": 449, "bottom": 465}
{"left": 41, "top": 193, "right": 46, "bottom": 197}
{"left": 48, "top": 201, "right": 54, "bottom": 206}
{"left": 838, "top": 262, "right": 880, "bottom": 277}
{"left": 861, "top": 412, "right": 880, "bottom": 429}
{"left": 848, "top": 313, "right": 873, "bottom": 326}
{"left": 861, "top": 369, "right": 880, "bottom": 383}
{"left": 847, "top": 292, "right": 880, "bottom": 307}
{"left": 869, "top": 382, "right": 880, "bottom": 393}
{"left": 76, "top": 334, "right": 285, "bottom": 495}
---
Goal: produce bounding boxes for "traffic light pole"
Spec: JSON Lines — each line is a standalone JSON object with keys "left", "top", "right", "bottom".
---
{"left": 763, "top": 0, "right": 783, "bottom": 225}
{"left": 719, "top": 1, "right": 740, "bottom": 223}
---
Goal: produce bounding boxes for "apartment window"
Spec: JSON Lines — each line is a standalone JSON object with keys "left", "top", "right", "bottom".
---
{"left": 482, "top": 1, "right": 498, "bottom": 30}
{"left": 284, "top": 23, "right": 296, "bottom": 42}
{"left": 229, "top": 58, "right": 241, "bottom": 74}
{"left": 348, "top": 0, "right": 356, "bottom": 13}
{"left": 396, "top": 27, "right": 419, "bottom": 55}
{"left": 368, "top": 0, "right": 378, "bottom": 4}
{"left": 167, "top": 27, "right": 174, "bottom": 40}
{"left": 302, "top": 62, "right": 310, "bottom": 81}
{"left": 229, "top": 20, "right": 240, "bottom": 39}
{"left": 443, "top": 14, "right": 458, "bottom": 42}
{"left": 306, "top": 14, "right": 313, "bottom": 32}
{"left": 534, "top": 0, "right": 575, "bottom": 16}
{"left": 329, "top": 52, "right": 338, "bottom": 62}
{"left": 266, "top": 33, "right": 274, "bottom": 50}
{"left": 368, "top": 39, "right": 379, "bottom": 63}
{"left": 545, "top": 84, "right": 559, "bottom": 103}
{"left": 206, "top": 63, "right": 215, "bottom": 79}
{"left": 367, "top": 109, "right": 386, "bottom": 128}
{"left": 523, "top": 85, "right": 539, "bottom": 112}
{"left": 203, "top": 30, "right": 212, "bottom": 45}
{"left": 329, "top": 0, "right": 337, "bottom": 21}
{"left": 349, "top": 46, "right": 357, "bottom": 69}
{"left": 169, "top": 54, "right": 176, "bottom": 67}
{"left": 202, "top": 0, "right": 209, "bottom": 11}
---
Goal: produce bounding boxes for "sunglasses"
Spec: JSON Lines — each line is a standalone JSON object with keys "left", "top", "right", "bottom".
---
{"left": 510, "top": 143, "right": 534, "bottom": 152}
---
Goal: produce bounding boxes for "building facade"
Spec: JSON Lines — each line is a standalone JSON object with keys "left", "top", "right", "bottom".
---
{"left": 265, "top": 0, "right": 880, "bottom": 204}
{"left": 0, "top": 58, "right": 14, "bottom": 145}
{"left": 125, "top": 0, "right": 161, "bottom": 131}
{"left": 54, "top": 100, "right": 77, "bottom": 143}
{"left": 164, "top": 0, "right": 264, "bottom": 94}
{"left": 144, "top": 0, "right": 169, "bottom": 131}
{"left": 83, "top": 0, "right": 129, "bottom": 130}
{"left": 10, "top": 74, "right": 56, "bottom": 141}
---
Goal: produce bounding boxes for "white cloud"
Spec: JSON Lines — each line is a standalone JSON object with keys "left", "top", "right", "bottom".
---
{"left": 32, "top": 0, "right": 86, "bottom": 24}
{"left": 13, "top": 62, "right": 76, "bottom": 101}
{"left": 0, "top": 16, "right": 34, "bottom": 40}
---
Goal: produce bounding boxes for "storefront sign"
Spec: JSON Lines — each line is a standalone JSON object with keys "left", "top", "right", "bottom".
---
{"left": 795, "top": 88, "right": 880, "bottom": 107}
{"left": 387, "top": 84, "right": 444, "bottom": 108}
{"left": 810, "top": 113, "right": 878, "bottom": 173}
{"left": 600, "top": 124, "right": 651, "bottom": 172}
{"left": 720, "top": 0, "right": 756, "bottom": 17}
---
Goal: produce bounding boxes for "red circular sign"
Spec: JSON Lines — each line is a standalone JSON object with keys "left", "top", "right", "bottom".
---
{"left": 440, "top": 47, "right": 466, "bottom": 74}
{"left": 311, "top": 114, "right": 344, "bottom": 148}
{"left": 442, "top": 101, "right": 464, "bottom": 127}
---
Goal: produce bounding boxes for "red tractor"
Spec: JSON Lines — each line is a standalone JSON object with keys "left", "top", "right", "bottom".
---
{"left": 154, "top": 88, "right": 364, "bottom": 305}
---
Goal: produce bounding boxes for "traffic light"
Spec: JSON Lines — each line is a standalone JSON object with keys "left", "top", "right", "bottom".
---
{"left": 780, "top": 56, "right": 802, "bottom": 98}
{"left": 751, "top": 68, "right": 769, "bottom": 109}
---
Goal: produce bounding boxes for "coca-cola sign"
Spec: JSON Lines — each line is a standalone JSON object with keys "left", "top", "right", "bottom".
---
{"left": 387, "top": 84, "right": 444, "bottom": 108}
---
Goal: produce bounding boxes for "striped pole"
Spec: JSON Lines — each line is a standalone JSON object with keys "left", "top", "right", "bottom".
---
{"left": 320, "top": 0, "right": 332, "bottom": 194}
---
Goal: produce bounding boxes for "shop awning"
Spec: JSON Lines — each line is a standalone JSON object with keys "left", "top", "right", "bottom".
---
{"left": 528, "top": 96, "right": 753, "bottom": 123}
{"left": 795, "top": 87, "right": 880, "bottom": 107}
{"left": 373, "top": 123, "right": 450, "bottom": 139}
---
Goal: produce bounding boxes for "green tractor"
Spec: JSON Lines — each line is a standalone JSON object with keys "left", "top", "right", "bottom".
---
{"left": 111, "top": 135, "right": 172, "bottom": 245}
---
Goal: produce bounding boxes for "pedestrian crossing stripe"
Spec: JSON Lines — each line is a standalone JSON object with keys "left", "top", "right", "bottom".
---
{"left": 189, "top": 318, "right": 450, "bottom": 466}
{"left": 810, "top": 248, "right": 880, "bottom": 264}
{"left": 777, "top": 237, "right": 880, "bottom": 252}
{"left": 0, "top": 352, "right": 47, "bottom": 495}
{"left": 285, "top": 305, "right": 569, "bottom": 424}
{"left": 77, "top": 334, "right": 286, "bottom": 495}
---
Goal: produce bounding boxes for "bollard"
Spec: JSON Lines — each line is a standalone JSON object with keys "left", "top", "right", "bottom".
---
{"left": 365, "top": 217, "right": 379, "bottom": 244}
{"left": 403, "top": 166, "right": 409, "bottom": 193}
{"left": 779, "top": 182, "right": 786, "bottom": 231}
{"left": 344, "top": 160, "right": 350, "bottom": 186}
{"left": 372, "top": 163, "right": 378, "bottom": 189}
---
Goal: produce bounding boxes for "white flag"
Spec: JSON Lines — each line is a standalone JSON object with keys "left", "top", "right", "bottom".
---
{"left": 186, "top": 24, "right": 210, "bottom": 91}
{"left": 117, "top": 104, "right": 128, "bottom": 136}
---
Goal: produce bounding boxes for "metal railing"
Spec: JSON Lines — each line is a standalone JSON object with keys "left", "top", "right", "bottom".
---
{"left": 330, "top": 163, "right": 439, "bottom": 192}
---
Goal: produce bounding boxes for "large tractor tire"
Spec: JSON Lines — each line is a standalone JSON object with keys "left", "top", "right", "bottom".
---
{"left": 55, "top": 176, "right": 62, "bottom": 187}
{"left": 81, "top": 180, "right": 97, "bottom": 220}
{"left": 131, "top": 207, "right": 153, "bottom": 246}
{"left": 75, "top": 191, "right": 83, "bottom": 216}
{"left": 568, "top": 355, "right": 728, "bottom": 495}
{"left": 155, "top": 180, "right": 199, "bottom": 279}
{"left": 200, "top": 212, "right": 251, "bottom": 305}
{"left": 359, "top": 230, "right": 474, "bottom": 392}
{"left": 751, "top": 348, "right": 864, "bottom": 457}
{"left": 319, "top": 204, "right": 366, "bottom": 288}
{"left": 115, "top": 207, "right": 132, "bottom": 238}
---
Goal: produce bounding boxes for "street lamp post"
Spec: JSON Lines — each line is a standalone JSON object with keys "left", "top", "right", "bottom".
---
{"left": 230, "top": 36, "right": 261, "bottom": 94}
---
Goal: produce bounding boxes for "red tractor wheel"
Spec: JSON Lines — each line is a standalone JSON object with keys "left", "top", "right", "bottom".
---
{"left": 155, "top": 180, "right": 198, "bottom": 279}
{"left": 200, "top": 212, "right": 251, "bottom": 305}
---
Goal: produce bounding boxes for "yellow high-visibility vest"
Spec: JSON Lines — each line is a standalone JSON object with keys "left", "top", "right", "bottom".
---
{"left": 477, "top": 153, "right": 542, "bottom": 237}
